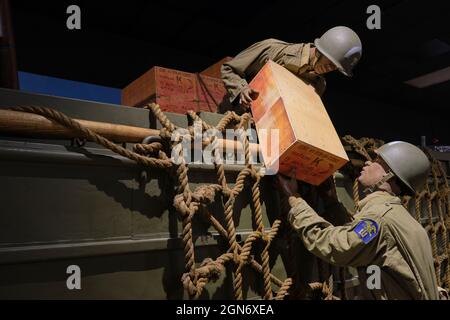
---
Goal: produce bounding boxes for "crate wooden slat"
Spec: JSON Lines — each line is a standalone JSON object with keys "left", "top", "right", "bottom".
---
{"left": 249, "top": 61, "right": 349, "bottom": 185}
{"left": 122, "top": 66, "right": 226, "bottom": 113}
{"left": 200, "top": 57, "right": 233, "bottom": 79}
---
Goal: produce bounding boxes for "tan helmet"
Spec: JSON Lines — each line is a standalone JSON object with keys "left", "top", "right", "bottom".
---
{"left": 314, "top": 26, "right": 362, "bottom": 77}
{"left": 376, "top": 141, "right": 431, "bottom": 194}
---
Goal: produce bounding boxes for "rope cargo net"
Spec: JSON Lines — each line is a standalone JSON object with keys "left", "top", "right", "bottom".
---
{"left": 8, "top": 105, "right": 450, "bottom": 299}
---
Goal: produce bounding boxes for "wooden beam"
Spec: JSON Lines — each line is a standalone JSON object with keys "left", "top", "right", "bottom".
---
{"left": 0, "top": 109, "right": 260, "bottom": 157}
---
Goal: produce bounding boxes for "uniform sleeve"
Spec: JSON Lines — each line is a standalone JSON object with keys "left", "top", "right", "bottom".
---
{"left": 279, "top": 43, "right": 326, "bottom": 96}
{"left": 288, "top": 196, "right": 380, "bottom": 267}
{"left": 221, "top": 39, "right": 274, "bottom": 104}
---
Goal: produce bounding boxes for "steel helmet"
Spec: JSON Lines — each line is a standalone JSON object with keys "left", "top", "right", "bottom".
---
{"left": 314, "top": 26, "right": 362, "bottom": 77}
{"left": 376, "top": 141, "right": 431, "bottom": 194}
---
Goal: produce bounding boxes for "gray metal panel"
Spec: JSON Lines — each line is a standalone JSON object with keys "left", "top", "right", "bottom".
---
{"left": 0, "top": 88, "right": 227, "bottom": 130}
{"left": 0, "top": 89, "right": 286, "bottom": 299}
{"left": 0, "top": 88, "right": 150, "bottom": 127}
{"left": 0, "top": 139, "right": 285, "bottom": 299}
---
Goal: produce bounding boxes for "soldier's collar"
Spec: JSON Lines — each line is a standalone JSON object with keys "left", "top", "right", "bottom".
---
{"left": 357, "top": 191, "right": 401, "bottom": 211}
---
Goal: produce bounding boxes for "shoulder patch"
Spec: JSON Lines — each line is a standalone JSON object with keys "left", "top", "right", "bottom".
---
{"left": 354, "top": 219, "right": 379, "bottom": 244}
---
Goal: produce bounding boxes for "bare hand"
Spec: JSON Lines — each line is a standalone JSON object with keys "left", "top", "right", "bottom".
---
{"left": 239, "top": 87, "right": 259, "bottom": 108}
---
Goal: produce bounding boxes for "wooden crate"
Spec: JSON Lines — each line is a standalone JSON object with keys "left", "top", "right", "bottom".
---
{"left": 197, "top": 75, "right": 228, "bottom": 112}
{"left": 122, "top": 66, "right": 226, "bottom": 113}
{"left": 200, "top": 57, "right": 233, "bottom": 79}
{"left": 249, "top": 61, "right": 349, "bottom": 185}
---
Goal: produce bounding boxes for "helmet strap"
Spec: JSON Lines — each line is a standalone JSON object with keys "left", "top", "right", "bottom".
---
{"left": 363, "top": 171, "right": 395, "bottom": 194}
{"left": 309, "top": 46, "right": 321, "bottom": 68}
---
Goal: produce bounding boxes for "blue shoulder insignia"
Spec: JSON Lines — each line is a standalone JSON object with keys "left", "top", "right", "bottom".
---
{"left": 354, "top": 219, "right": 379, "bottom": 244}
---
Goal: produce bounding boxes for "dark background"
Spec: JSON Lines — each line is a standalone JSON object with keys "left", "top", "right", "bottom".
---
{"left": 8, "top": 0, "right": 450, "bottom": 144}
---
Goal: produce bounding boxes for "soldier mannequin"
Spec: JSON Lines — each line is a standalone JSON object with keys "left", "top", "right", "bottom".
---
{"left": 221, "top": 26, "right": 362, "bottom": 112}
{"left": 278, "top": 141, "right": 441, "bottom": 299}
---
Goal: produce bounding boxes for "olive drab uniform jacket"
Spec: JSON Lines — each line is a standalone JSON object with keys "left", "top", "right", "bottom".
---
{"left": 288, "top": 191, "right": 440, "bottom": 300}
{"left": 221, "top": 38, "right": 326, "bottom": 105}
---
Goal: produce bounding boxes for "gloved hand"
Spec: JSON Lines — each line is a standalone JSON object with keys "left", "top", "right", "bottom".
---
{"left": 239, "top": 86, "right": 259, "bottom": 109}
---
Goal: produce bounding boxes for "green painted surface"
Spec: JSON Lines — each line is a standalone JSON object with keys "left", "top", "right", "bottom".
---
{"left": 0, "top": 140, "right": 286, "bottom": 300}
